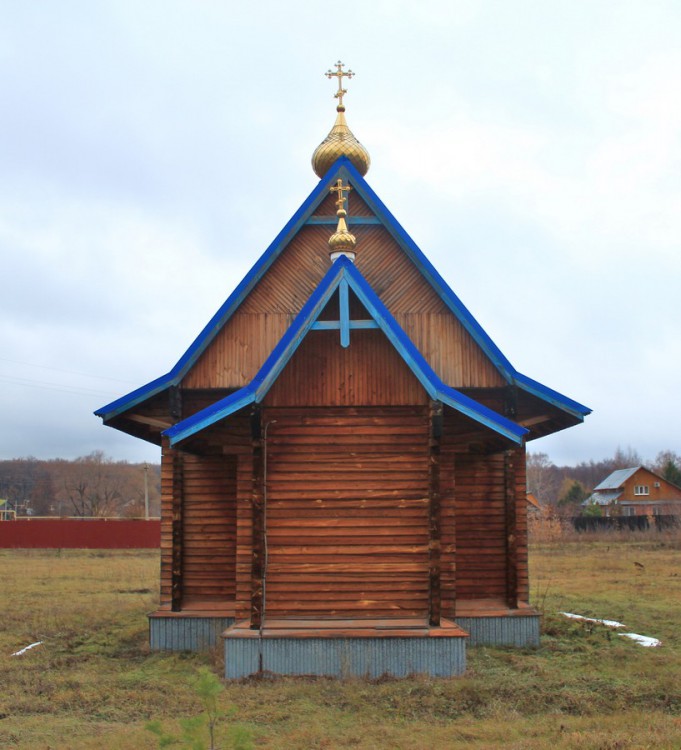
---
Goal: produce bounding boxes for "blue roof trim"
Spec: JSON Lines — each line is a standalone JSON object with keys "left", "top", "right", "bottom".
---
{"left": 96, "top": 162, "right": 353, "bottom": 422}
{"left": 165, "top": 257, "right": 527, "bottom": 446}
{"left": 97, "top": 155, "right": 587, "bottom": 423}
{"left": 512, "top": 372, "right": 591, "bottom": 419}
{"left": 335, "top": 160, "right": 516, "bottom": 381}
{"left": 95, "top": 371, "right": 173, "bottom": 418}
{"left": 163, "top": 385, "right": 257, "bottom": 444}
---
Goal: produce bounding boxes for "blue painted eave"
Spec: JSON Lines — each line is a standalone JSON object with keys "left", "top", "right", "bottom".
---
{"left": 95, "top": 372, "right": 175, "bottom": 421}
{"left": 512, "top": 372, "right": 591, "bottom": 420}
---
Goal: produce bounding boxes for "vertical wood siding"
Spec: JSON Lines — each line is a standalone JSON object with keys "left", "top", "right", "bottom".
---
{"left": 265, "top": 329, "right": 428, "bottom": 407}
{"left": 260, "top": 406, "right": 431, "bottom": 618}
{"left": 181, "top": 223, "right": 504, "bottom": 390}
{"left": 314, "top": 187, "right": 375, "bottom": 217}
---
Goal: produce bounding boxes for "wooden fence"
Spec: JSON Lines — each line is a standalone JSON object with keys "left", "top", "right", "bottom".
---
{"left": 572, "top": 515, "right": 679, "bottom": 532}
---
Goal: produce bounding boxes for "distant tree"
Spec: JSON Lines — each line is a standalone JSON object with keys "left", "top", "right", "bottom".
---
{"left": 526, "top": 452, "right": 562, "bottom": 505}
{"left": 662, "top": 459, "right": 681, "bottom": 489}
{"left": 0, "top": 457, "right": 52, "bottom": 514}
{"left": 558, "top": 479, "right": 589, "bottom": 507}
{"left": 582, "top": 502, "right": 602, "bottom": 517}
{"left": 612, "top": 446, "right": 642, "bottom": 470}
{"left": 53, "top": 451, "right": 160, "bottom": 517}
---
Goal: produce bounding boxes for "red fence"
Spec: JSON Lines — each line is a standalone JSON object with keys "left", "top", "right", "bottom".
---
{"left": 0, "top": 518, "right": 161, "bottom": 549}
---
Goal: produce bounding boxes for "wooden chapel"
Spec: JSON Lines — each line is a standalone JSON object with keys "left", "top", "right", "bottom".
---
{"left": 97, "top": 63, "right": 590, "bottom": 677}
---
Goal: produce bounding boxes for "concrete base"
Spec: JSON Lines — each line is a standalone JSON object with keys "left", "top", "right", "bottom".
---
{"left": 223, "top": 619, "right": 468, "bottom": 679}
{"left": 149, "top": 614, "right": 235, "bottom": 651}
{"left": 454, "top": 615, "right": 540, "bottom": 647}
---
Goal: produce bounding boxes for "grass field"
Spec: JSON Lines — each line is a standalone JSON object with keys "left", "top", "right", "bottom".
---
{"left": 1, "top": 538, "right": 681, "bottom": 749}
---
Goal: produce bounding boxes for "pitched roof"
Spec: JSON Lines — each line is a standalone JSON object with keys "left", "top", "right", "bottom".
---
{"left": 96, "top": 156, "right": 590, "bottom": 424}
{"left": 584, "top": 490, "right": 623, "bottom": 506}
{"left": 594, "top": 467, "right": 640, "bottom": 491}
{"left": 163, "top": 256, "right": 528, "bottom": 447}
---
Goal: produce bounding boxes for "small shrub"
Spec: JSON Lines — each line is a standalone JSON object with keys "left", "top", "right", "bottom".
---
{"left": 146, "top": 667, "right": 254, "bottom": 750}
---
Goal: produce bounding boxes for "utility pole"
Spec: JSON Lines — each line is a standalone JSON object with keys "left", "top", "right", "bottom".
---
{"left": 144, "top": 463, "right": 149, "bottom": 520}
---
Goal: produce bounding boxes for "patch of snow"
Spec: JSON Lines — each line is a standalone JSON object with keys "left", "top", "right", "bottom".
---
{"left": 560, "top": 613, "right": 661, "bottom": 648}
{"left": 560, "top": 612, "right": 625, "bottom": 628}
{"left": 620, "top": 633, "right": 661, "bottom": 648}
{"left": 11, "top": 641, "right": 43, "bottom": 657}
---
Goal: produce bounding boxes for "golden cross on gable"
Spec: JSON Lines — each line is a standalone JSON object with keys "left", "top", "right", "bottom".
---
{"left": 329, "top": 178, "right": 352, "bottom": 212}
{"left": 325, "top": 60, "right": 354, "bottom": 109}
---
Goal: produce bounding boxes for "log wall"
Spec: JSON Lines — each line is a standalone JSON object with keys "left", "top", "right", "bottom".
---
{"left": 259, "top": 406, "right": 431, "bottom": 618}
{"left": 181, "top": 454, "right": 237, "bottom": 606}
{"left": 452, "top": 452, "right": 507, "bottom": 601}
{"left": 448, "top": 447, "right": 528, "bottom": 605}
{"left": 159, "top": 444, "right": 239, "bottom": 610}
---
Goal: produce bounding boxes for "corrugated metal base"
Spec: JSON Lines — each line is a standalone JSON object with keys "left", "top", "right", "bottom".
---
{"left": 454, "top": 615, "right": 540, "bottom": 647}
{"left": 149, "top": 616, "right": 235, "bottom": 651}
{"left": 224, "top": 636, "right": 467, "bottom": 679}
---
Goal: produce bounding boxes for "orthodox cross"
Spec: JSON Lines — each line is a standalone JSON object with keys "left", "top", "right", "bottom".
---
{"left": 329, "top": 178, "right": 352, "bottom": 213}
{"left": 325, "top": 60, "right": 354, "bottom": 109}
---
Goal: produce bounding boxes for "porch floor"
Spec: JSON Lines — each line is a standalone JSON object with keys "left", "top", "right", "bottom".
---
{"left": 223, "top": 617, "right": 468, "bottom": 639}
{"left": 454, "top": 598, "right": 539, "bottom": 618}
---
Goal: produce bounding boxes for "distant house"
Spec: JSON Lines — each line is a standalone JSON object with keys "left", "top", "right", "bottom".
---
{"left": 584, "top": 467, "right": 681, "bottom": 517}
{"left": 526, "top": 492, "right": 541, "bottom": 513}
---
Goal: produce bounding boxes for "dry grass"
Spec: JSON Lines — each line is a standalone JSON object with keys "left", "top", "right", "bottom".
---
{"left": 1, "top": 542, "right": 681, "bottom": 749}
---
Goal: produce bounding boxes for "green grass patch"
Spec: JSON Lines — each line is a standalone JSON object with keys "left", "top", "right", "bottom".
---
{"left": 1, "top": 543, "right": 680, "bottom": 748}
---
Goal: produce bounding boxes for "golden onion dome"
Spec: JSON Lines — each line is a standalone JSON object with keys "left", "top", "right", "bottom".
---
{"left": 312, "top": 61, "right": 370, "bottom": 179}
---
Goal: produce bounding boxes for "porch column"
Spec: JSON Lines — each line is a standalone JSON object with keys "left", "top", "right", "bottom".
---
{"left": 428, "top": 400, "right": 443, "bottom": 626}
{"left": 234, "top": 428, "right": 256, "bottom": 623}
{"left": 166, "top": 439, "right": 184, "bottom": 612}
{"left": 249, "top": 407, "right": 265, "bottom": 630}
{"left": 504, "top": 448, "right": 520, "bottom": 609}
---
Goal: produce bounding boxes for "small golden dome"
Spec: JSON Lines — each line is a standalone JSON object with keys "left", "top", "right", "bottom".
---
{"left": 328, "top": 179, "right": 357, "bottom": 262}
{"left": 328, "top": 210, "right": 357, "bottom": 256}
{"left": 312, "top": 61, "right": 370, "bottom": 179}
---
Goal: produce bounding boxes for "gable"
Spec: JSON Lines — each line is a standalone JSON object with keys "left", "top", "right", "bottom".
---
{"left": 164, "top": 257, "right": 527, "bottom": 447}
{"left": 265, "top": 325, "right": 429, "bottom": 408}
{"left": 622, "top": 468, "right": 681, "bottom": 498}
{"left": 97, "top": 157, "right": 589, "bottom": 425}
{"left": 182, "top": 202, "right": 504, "bottom": 391}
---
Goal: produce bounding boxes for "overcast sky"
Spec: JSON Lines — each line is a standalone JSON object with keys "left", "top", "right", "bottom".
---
{"left": 1, "top": 1, "right": 679, "bottom": 466}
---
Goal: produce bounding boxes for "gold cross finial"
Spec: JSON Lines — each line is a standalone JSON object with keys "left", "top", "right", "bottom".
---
{"left": 325, "top": 60, "right": 354, "bottom": 111}
{"left": 329, "top": 178, "right": 352, "bottom": 214}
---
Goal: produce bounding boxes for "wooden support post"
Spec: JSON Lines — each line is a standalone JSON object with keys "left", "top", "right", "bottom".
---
{"left": 169, "top": 385, "right": 182, "bottom": 421}
{"left": 250, "top": 407, "right": 265, "bottom": 630}
{"left": 504, "top": 449, "right": 519, "bottom": 609}
{"left": 170, "top": 443, "right": 184, "bottom": 612}
{"left": 234, "top": 448, "right": 254, "bottom": 622}
{"left": 439, "top": 442, "right": 456, "bottom": 619}
{"left": 428, "top": 400, "right": 443, "bottom": 627}
{"left": 504, "top": 385, "right": 518, "bottom": 420}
